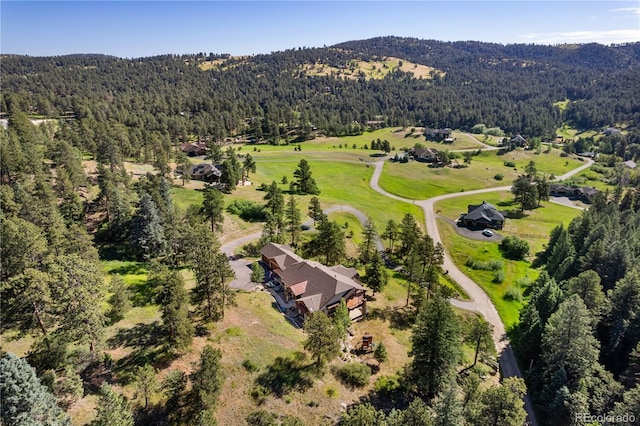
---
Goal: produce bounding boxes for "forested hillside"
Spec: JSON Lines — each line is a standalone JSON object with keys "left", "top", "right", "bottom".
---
{"left": 2, "top": 37, "right": 639, "bottom": 145}
{"left": 513, "top": 192, "right": 640, "bottom": 424}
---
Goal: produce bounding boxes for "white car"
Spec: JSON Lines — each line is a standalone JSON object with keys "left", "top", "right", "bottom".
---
{"left": 482, "top": 229, "right": 494, "bottom": 237}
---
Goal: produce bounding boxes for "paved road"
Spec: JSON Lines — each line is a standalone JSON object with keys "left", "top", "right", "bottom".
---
{"left": 220, "top": 151, "right": 592, "bottom": 425}
{"left": 369, "top": 157, "right": 593, "bottom": 426}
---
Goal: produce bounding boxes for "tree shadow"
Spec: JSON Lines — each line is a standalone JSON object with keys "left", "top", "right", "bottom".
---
{"left": 107, "top": 321, "right": 175, "bottom": 385}
{"left": 367, "top": 305, "right": 415, "bottom": 331}
{"left": 255, "top": 351, "right": 315, "bottom": 397}
{"left": 129, "top": 278, "right": 158, "bottom": 307}
{"left": 497, "top": 200, "right": 516, "bottom": 207}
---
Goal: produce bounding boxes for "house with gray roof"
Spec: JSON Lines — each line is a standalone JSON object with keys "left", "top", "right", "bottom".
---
{"left": 461, "top": 201, "right": 506, "bottom": 229}
{"left": 260, "top": 243, "right": 367, "bottom": 321}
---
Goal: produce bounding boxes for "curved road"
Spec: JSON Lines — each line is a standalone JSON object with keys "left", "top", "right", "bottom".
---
{"left": 369, "top": 157, "right": 593, "bottom": 426}
{"left": 221, "top": 151, "right": 593, "bottom": 425}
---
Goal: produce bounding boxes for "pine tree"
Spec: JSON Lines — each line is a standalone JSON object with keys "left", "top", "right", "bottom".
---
{"left": 399, "top": 213, "right": 421, "bottom": 257}
{"left": 188, "top": 345, "right": 223, "bottom": 420}
{"left": 156, "top": 267, "right": 193, "bottom": 351}
{"left": 190, "top": 230, "right": 235, "bottom": 321}
{"left": 313, "top": 220, "right": 345, "bottom": 265}
{"left": 381, "top": 219, "right": 399, "bottom": 254}
{"left": 250, "top": 262, "right": 265, "bottom": 283}
{"left": 285, "top": 194, "right": 302, "bottom": 246}
{"left": 460, "top": 316, "right": 494, "bottom": 373}
{"left": 303, "top": 311, "right": 341, "bottom": 365}
{"left": 202, "top": 185, "right": 224, "bottom": 233}
{"left": 358, "top": 219, "right": 377, "bottom": 265}
{"left": 469, "top": 378, "right": 527, "bottom": 426}
{"left": 134, "top": 364, "right": 158, "bottom": 411}
{"left": 0, "top": 353, "right": 71, "bottom": 426}
{"left": 333, "top": 299, "right": 351, "bottom": 340}
{"left": 293, "top": 158, "right": 320, "bottom": 195}
{"left": 433, "top": 379, "right": 464, "bottom": 426}
{"left": 107, "top": 275, "right": 131, "bottom": 324}
{"left": 411, "top": 295, "right": 461, "bottom": 397}
{"left": 308, "top": 196, "right": 324, "bottom": 225}
{"left": 374, "top": 342, "right": 387, "bottom": 366}
{"left": 95, "top": 383, "right": 134, "bottom": 426}
{"left": 365, "top": 251, "right": 388, "bottom": 295}
{"left": 243, "top": 153, "right": 257, "bottom": 183}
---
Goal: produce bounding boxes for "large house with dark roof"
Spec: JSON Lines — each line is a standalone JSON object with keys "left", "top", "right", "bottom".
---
{"left": 461, "top": 201, "right": 506, "bottom": 229}
{"left": 550, "top": 184, "right": 599, "bottom": 203}
{"left": 260, "top": 243, "right": 367, "bottom": 321}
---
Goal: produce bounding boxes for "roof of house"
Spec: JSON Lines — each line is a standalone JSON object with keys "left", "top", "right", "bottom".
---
{"left": 465, "top": 202, "right": 505, "bottom": 222}
{"left": 260, "top": 243, "right": 303, "bottom": 270}
{"left": 188, "top": 163, "right": 222, "bottom": 177}
{"left": 411, "top": 147, "right": 438, "bottom": 157}
{"left": 623, "top": 160, "right": 637, "bottom": 169}
{"left": 262, "top": 243, "right": 365, "bottom": 314}
{"left": 510, "top": 134, "right": 526, "bottom": 144}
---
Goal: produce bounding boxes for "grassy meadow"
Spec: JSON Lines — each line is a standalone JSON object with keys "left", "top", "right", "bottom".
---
{"left": 378, "top": 148, "right": 584, "bottom": 200}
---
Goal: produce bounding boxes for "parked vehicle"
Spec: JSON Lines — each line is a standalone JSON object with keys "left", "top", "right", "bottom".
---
{"left": 482, "top": 229, "right": 494, "bottom": 237}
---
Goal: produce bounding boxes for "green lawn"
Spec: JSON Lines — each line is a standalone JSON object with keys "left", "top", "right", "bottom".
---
{"left": 239, "top": 127, "right": 482, "bottom": 155}
{"left": 378, "top": 149, "right": 584, "bottom": 200}
{"left": 250, "top": 159, "right": 424, "bottom": 232}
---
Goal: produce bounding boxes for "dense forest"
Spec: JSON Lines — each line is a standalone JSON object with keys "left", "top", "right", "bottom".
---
{"left": 513, "top": 192, "right": 640, "bottom": 424}
{"left": 2, "top": 37, "right": 640, "bottom": 147}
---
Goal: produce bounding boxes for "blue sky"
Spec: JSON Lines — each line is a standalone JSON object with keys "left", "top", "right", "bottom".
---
{"left": 1, "top": 1, "right": 639, "bottom": 57}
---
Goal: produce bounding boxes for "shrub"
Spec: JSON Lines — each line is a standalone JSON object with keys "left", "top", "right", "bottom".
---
{"left": 242, "top": 359, "right": 260, "bottom": 372}
{"left": 515, "top": 277, "right": 533, "bottom": 288}
{"left": 499, "top": 236, "right": 530, "bottom": 260}
{"left": 250, "top": 385, "right": 269, "bottom": 405}
{"left": 504, "top": 161, "right": 516, "bottom": 167}
{"left": 334, "top": 363, "right": 371, "bottom": 388}
{"left": 325, "top": 386, "right": 338, "bottom": 397}
{"left": 494, "top": 173, "right": 504, "bottom": 181}
{"left": 246, "top": 410, "right": 277, "bottom": 426}
{"left": 374, "top": 375, "right": 401, "bottom": 394}
{"left": 226, "top": 199, "right": 267, "bottom": 222}
{"left": 493, "top": 270, "right": 505, "bottom": 283}
{"left": 251, "top": 262, "right": 265, "bottom": 283}
{"left": 465, "top": 258, "right": 503, "bottom": 271}
{"left": 504, "top": 286, "right": 523, "bottom": 301}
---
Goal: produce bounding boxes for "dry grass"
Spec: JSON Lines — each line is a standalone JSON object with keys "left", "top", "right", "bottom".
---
{"left": 299, "top": 56, "right": 444, "bottom": 81}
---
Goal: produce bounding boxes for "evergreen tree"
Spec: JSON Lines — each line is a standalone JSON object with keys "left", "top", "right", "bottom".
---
{"left": 333, "top": 299, "right": 351, "bottom": 340}
{"left": 107, "top": 275, "right": 131, "bottom": 324}
{"left": 365, "top": 251, "right": 388, "bottom": 295}
{"left": 242, "top": 153, "right": 257, "bottom": 183}
{"left": 312, "top": 220, "right": 345, "bottom": 265}
{"left": 250, "top": 262, "right": 265, "bottom": 283}
{"left": 134, "top": 364, "right": 158, "bottom": 411}
{"left": 50, "top": 254, "right": 106, "bottom": 356}
{"left": 461, "top": 316, "right": 494, "bottom": 373}
{"left": 292, "top": 158, "right": 320, "bottom": 195}
{"left": 0, "top": 353, "right": 70, "bottom": 426}
{"left": 156, "top": 267, "right": 193, "bottom": 351}
{"left": 381, "top": 219, "right": 399, "bottom": 254}
{"left": 358, "top": 219, "right": 377, "bottom": 265}
{"left": 399, "top": 213, "right": 421, "bottom": 257}
{"left": 190, "top": 230, "right": 235, "bottom": 321}
{"left": 303, "top": 311, "right": 341, "bottom": 365}
{"left": 188, "top": 345, "right": 223, "bottom": 421}
{"left": 175, "top": 150, "right": 192, "bottom": 186}
{"left": 202, "top": 185, "right": 224, "bottom": 233}
{"left": 308, "top": 196, "right": 324, "bottom": 225}
{"left": 373, "top": 342, "right": 387, "bottom": 366}
{"left": 468, "top": 378, "right": 527, "bottom": 426}
{"left": 285, "top": 194, "right": 302, "bottom": 246}
{"left": 433, "top": 379, "right": 464, "bottom": 426}
{"left": 511, "top": 175, "right": 538, "bottom": 212}
{"left": 411, "top": 295, "right": 461, "bottom": 397}
{"left": 94, "top": 383, "right": 134, "bottom": 426}
{"left": 129, "top": 193, "right": 166, "bottom": 260}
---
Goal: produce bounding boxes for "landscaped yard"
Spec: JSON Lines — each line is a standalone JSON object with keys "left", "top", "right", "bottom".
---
{"left": 378, "top": 148, "right": 583, "bottom": 200}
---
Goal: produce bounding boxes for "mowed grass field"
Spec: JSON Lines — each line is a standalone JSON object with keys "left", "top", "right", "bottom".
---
{"left": 378, "top": 148, "right": 583, "bottom": 200}
{"left": 238, "top": 128, "right": 483, "bottom": 155}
